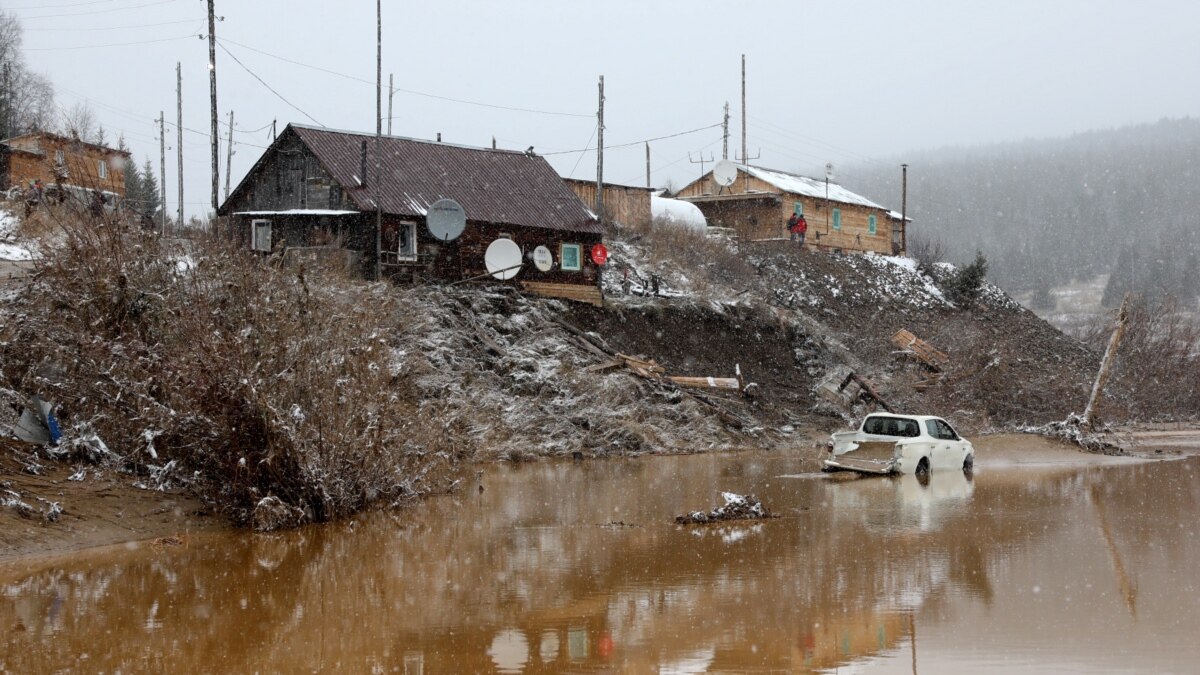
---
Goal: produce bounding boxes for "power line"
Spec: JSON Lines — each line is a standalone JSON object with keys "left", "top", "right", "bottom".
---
{"left": 566, "top": 124, "right": 598, "bottom": 179}
{"left": 24, "top": 33, "right": 199, "bottom": 51}
{"left": 4, "top": 0, "right": 120, "bottom": 9}
{"left": 17, "top": 0, "right": 179, "bottom": 20}
{"left": 217, "top": 36, "right": 593, "bottom": 119}
{"left": 25, "top": 18, "right": 198, "bottom": 32}
{"left": 217, "top": 41, "right": 323, "bottom": 127}
{"left": 542, "top": 122, "right": 722, "bottom": 156}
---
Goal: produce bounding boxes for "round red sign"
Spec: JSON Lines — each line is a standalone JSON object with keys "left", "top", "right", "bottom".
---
{"left": 590, "top": 243, "right": 609, "bottom": 266}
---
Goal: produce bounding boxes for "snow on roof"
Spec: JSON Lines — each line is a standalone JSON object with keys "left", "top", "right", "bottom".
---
{"left": 739, "top": 165, "right": 887, "bottom": 210}
{"left": 887, "top": 210, "right": 912, "bottom": 222}
{"left": 651, "top": 194, "right": 706, "bottom": 230}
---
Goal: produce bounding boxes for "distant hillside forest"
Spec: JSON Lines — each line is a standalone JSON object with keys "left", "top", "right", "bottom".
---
{"left": 849, "top": 117, "right": 1200, "bottom": 308}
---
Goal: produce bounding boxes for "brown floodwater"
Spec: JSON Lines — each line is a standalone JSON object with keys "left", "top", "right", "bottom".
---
{"left": 1, "top": 448, "right": 1198, "bottom": 673}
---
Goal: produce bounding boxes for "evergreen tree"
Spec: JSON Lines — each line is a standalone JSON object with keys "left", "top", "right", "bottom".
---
{"left": 945, "top": 251, "right": 989, "bottom": 308}
{"left": 138, "top": 157, "right": 160, "bottom": 224}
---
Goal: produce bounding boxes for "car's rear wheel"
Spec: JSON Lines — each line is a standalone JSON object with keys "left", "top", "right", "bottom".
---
{"left": 915, "top": 457, "right": 931, "bottom": 477}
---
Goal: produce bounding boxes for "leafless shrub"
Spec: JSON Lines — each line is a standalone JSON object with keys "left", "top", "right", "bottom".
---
{"left": 0, "top": 209, "right": 458, "bottom": 527}
{"left": 908, "top": 233, "right": 945, "bottom": 277}
{"left": 622, "top": 216, "right": 758, "bottom": 294}
{"left": 1078, "top": 295, "right": 1200, "bottom": 420}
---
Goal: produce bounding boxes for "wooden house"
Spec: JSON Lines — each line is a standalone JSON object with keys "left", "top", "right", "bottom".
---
{"left": 674, "top": 164, "right": 905, "bottom": 255}
{"left": 563, "top": 178, "right": 653, "bottom": 227}
{"left": 1, "top": 131, "right": 129, "bottom": 206}
{"left": 219, "top": 124, "right": 606, "bottom": 304}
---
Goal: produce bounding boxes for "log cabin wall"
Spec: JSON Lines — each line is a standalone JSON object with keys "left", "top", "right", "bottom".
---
{"left": 564, "top": 179, "right": 652, "bottom": 227}
{"left": 2, "top": 133, "right": 128, "bottom": 197}
{"left": 230, "top": 138, "right": 344, "bottom": 213}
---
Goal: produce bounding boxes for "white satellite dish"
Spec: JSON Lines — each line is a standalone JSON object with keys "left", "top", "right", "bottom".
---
{"left": 532, "top": 245, "right": 554, "bottom": 272}
{"left": 485, "top": 238, "right": 523, "bottom": 280}
{"left": 712, "top": 159, "right": 737, "bottom": 187}
{"left": 426, "top": 198, "right": 466, "bottom": 241}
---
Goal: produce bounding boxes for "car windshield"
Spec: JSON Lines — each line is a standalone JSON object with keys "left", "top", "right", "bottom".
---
{"left": 862, "top": 416, "right": 920, "bottom": 437}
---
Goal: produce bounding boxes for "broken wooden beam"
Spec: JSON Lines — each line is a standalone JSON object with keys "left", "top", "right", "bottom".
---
{"left": 890, "top": 328, "right": 949, "bottom": 371}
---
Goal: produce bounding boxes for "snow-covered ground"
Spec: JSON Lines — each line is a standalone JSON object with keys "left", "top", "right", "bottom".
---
{"left": 0, "top": 208, "right": 34, "bottom": 261}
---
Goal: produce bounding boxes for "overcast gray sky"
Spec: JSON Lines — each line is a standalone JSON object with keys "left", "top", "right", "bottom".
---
{"left": 11, "top": 0, "right": 1200, "bottom": 219}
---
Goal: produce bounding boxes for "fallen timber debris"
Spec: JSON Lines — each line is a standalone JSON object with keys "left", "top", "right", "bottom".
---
{"left": 891, "top": 328, "right": 948, "bottom": 390}
{"left": 675, "top": 492, "right": 777, "bottom": 525}
{"left": 553, "top": 318, "right": 754, "bottom": 429}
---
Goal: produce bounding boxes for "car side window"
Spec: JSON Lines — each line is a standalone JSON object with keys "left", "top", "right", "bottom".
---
{"left": 934, "top": 420, "right": 958, "bottom": 440}
{"left": 924, "top": 420, "right": 939, "bottom": 437}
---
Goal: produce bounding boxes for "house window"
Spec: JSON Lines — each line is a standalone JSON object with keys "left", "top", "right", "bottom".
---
{"left": 251, "top": 219, "right": 272, "bottom": 252}
{"left": 868, "top": 214, "right": 877, "bottom": 235}
{"left": 793, "top": 201, "right": 804, "bottom": 216}
{"left": 55, "top": 150, "right": 65, "bottom": 165}
{"left": 832, "top": 208, "right": 841, "bottom": 231}
{"left": 98, "top": 159, "right": 108, "bottom": 179}
{"left": 397, "top": 221, "right": 417, "bottom": 260}
{"left": 560, "top": 243, "right": 582, "bottom": 271}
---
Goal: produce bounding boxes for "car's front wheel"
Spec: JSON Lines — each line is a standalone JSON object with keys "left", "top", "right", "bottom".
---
{"left": 963, "top": 454, "right": 974, "bottom": 475}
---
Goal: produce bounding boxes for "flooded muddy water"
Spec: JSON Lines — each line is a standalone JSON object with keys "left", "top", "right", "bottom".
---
{"left": 2, "top": 449, "right": 1199, "bottom": 673}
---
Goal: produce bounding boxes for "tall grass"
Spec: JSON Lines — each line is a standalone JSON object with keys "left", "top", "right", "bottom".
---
{"left": 0, "top": 209, "right": 457, "bottom": 529}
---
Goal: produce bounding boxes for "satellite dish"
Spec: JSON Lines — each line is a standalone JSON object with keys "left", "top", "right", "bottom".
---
{"left": 426, "top": 198, "right": 466, "bottom": 241}
{"left": 712, "top": 159, "right": 737, "bottom": 187}
{"left": 532, "top": 245, "right": 554, "bottom": 272}
{"left": 485, "top": 238, "right": 523, "bottom": 280}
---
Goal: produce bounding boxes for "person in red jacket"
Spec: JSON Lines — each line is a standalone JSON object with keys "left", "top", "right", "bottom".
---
{"left": 789, "top": 213, "right": 808, "bottom": 246}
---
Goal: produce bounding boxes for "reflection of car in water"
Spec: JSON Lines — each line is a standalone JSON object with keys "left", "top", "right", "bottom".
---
{"left": 829, "top": 470, "right": 976, "bottom": 533}
{"left": 824, "top": 413, "right": 975, "bottom": 476}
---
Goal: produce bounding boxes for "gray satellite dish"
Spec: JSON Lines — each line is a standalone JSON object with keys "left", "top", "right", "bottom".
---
{"left": 712, "top": 159, "right": 737, "bottom": 187}
{"left": 485, "top": 238, "right": 523, "bottom": 280}
{"left": 426, "top": 198, "right": 466, "bottom": 241}
{"left": 532, "top": 245, "right": 554, "bottom": 272}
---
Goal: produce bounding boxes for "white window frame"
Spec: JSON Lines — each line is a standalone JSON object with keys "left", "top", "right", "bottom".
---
{"left": 54, "top": 149, "right": 65, "bottom": 165}
{"left": 97, "top": 159, "right": 108, "bottom": 179}
{"left": 560, "top": 243, "right": 582, "bottom": 272}
{"left": 397, "top": 220, "right": 417, "bottom": 261}
{"left": 251, "top": 219, "right": 273, "bottom": 252}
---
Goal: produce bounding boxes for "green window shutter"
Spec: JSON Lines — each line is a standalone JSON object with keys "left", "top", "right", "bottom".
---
{"left": 868, "top": 214, "right": 877, "bottom": 235}
{"left": 793, "top": 201, "right": 804, "bottom": 216}
{"left": 832, "top": 208, "right": 841, "bottom": 231}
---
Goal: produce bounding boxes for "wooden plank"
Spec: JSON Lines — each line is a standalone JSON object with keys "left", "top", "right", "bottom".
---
{"left": 890, "top": 328, "right": 948, "bottom": 369}
{"left": 521, "top": 281, "right": 604, "bottom": 306}
{"left": 666, "top": 375, "right": 741, "bottom": 390}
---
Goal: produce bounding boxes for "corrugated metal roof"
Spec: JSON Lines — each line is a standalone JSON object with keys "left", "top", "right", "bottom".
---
{"left": 291, "top": 125, "right": 601, "bottom": 234}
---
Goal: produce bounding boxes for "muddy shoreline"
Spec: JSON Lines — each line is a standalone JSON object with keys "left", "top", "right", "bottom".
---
{"left": 4, "top": 428, "right": 1196, "bottom": 567}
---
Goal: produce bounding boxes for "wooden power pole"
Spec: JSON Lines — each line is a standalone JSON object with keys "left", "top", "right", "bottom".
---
{"left": 207, "top": 0, "right": 219, "bottom": 215}
{"left": 374, "top": 0, "right": 382, "bottom": 281}
{"left": 595, "top": 75, "right": 604, "bottom": 219}
{"left": 159, "top": 111, "right": 167, "bottom": 235}
{"left": 645, "top": 142, "right": 650, "bottom": 189}
{"left": 176, "top": 62, "right": 184, "bottom": 228}
{"left": 740, "top": 55, "right": 747, "bottom": 169}
{"left": 387, "top": 73, "right": 394, "bottom": 135}
{"left": 722, "top": 101, "right": 730, "bottom": 160}
{"left": 223, "top": 110, "right": 234, "bottom": 201}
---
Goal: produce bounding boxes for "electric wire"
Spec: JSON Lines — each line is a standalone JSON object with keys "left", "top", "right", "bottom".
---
{"left": 25, "top": 18, "right": 199, "bottom": 32}
{"left": 566, "top": 124, "right": 598, "bottom": 179}
{"left": 217, "top": 41, "right": 323, "bottom": 127}
{"left": 541, "top": 122, "right": 722, "bottom": 156}
{"left": 23, "top": 33, "right": 200, "bottom": 51}
{"left": 216, "top": 37, "right": 592, "bottom": 119}
{"left": 16, "top": 0, "right": 179, "bottom": 20}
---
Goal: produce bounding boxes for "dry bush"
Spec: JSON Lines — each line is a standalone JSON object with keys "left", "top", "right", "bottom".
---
{"left": 619, "top": 216, "right": 758, "bottom": 294}
{"left": 1078, "top": 296, "right": 1200, "bottom": 420}
{"left": 0, "top": 210, "right": 457, "bottom": 528}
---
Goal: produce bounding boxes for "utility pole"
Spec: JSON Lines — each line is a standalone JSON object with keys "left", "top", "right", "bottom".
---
{"left": 900, "top": 163, "right": 908, "bottom": 254}
{"left": 740, "top": 55, "right": 747, "bottom": 170}
{"left": 1, "top": 63, "right": 9, "bottom": 139}
{"left": 387, "top": 73, "right": 394, "bottom": 135}
{"left": 159, "top": 111, "right": 167, "bottom": 235}
{"left": 595, "top": 75, "right": 605, "bottom": 219}
{"left": 176, "top": 62, "right": 184, "bottom": 228}
{"left": 207, "top": 0, "right": 219, "bottom": 215}
{"left": 645, "top": 142, "right": 651, "bottom": 188}
{"left": 271, "top": 118, "right": 276, "bottom": 141}
{"left": 722, "top": 101, "right": 730, "bottom": 160}
{"left": 374, "top": 0, "right": 382, "bottom": 281}
{"left": 224, "top": 109, "right": 235, "bottom": 201}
